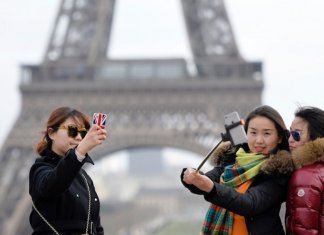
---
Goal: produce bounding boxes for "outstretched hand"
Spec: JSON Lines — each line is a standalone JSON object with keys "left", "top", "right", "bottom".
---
{"left": 76, "top": 124, "right": 107, "bottom": 156}
{"left": 183, "top": 168, "right": 214, "bottom": 193}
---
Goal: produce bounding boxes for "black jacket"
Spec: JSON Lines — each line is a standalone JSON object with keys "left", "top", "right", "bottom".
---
{"left": 181, "top": 142, "right": 294, "bottom": 235}
{"left": 29, "top": 148, "right": 104, "bottom": 235}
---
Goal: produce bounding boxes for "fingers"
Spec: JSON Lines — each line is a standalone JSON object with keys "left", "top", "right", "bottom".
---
{"left": 183, "top": 168, "right": 198, "bottom": 184}
{"left": 95, "top": 129, "right": 107, "bottom": 144}
{"left": 185, "top": 168, "right": 199, "bottom": 176}
{"left": 77, "top": 125, "right": 108, "bottom": 154}
{"left": 80, "top": 125, "right": 107, "bottom": 151}
{"left": 90, "top": 124, "right": 105, "bottom": 132}
{"left": 89, "top": 124, "right": 108, "bottom": 142}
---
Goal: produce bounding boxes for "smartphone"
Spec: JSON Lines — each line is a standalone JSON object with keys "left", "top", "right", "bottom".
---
{"left": 92, "top": 113, "right": 107, "bottom": 129}
{"left": 223, "top": 111, "right": 247, "bottom": 146}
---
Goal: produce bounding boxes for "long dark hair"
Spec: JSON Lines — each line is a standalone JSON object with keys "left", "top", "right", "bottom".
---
{"left": 244, "top": 105, "right": 289, "bottom": 151}
{"left": 36, "top": 107, "right": 90, "bottom": 156}
{"left": 295, "top": 106, "right": 324, "bottom": 140}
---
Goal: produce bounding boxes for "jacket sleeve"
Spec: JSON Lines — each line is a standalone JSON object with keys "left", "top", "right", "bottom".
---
{"left": 30, "top": 149, "right": 84, "bottom": 198}
{"left": 96, "top": 216, "right": 104, "bottom": 235}
{"left": 204, "top": 175, "right": 288, "bottom": 216}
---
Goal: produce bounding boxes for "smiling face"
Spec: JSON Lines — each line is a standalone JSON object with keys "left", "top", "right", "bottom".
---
{"left": 289, "top": 116, "right": 310, "bottom": 152}
{"left": 246, "top": 116, "right": 282, "bottom": 155}
{"left": 48, "top": 117, "right": 85, "bottom": 156}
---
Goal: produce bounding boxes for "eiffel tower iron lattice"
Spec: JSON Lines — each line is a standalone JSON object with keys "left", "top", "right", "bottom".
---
{"left": 0, "top": 0, "right": 263, "bottom": 234}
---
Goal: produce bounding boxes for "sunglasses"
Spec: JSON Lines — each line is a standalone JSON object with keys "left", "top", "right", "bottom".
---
{"left": 288, "top": 130, "right": 301, "bottom": 142}
{"left": 56, "top": 125, "right": 88, "bottom": 139}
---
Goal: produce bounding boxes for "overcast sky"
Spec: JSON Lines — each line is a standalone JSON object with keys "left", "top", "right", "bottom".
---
{"left": 1, "top": 0, "right": 324, "bottom": 149}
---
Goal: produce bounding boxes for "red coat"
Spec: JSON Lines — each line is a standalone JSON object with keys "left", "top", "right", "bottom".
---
{"left": 286, "top": 138, "right": 324, "bottom": 235}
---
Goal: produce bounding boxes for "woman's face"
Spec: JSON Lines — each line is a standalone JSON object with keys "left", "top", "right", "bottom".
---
{"left": 289, "top": 117, "right": 310, "bottom": 152}
{"left": 48, "top": 117, "right": 85, "bottom": 156}
{"left": 247, "top": 116, "right": 282, "bottom": 155}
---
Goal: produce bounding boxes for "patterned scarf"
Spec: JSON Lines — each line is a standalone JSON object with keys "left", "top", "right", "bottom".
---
{"left": 201, "top": 148, "right": 268, "bottom": 235}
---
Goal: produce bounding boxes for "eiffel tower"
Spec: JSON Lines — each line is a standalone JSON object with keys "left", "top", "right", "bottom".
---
{"left": 0, "top": 0, "right": 262, "bottom": 234}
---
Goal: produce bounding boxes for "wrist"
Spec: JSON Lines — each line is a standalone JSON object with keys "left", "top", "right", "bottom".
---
{"left": 206, "top": 180, "right": 214, "bottom": 193}
{"left": 75, "top": 148, "right": 86, "bottom": 162}
{"left": 76, "top": 145, "right": 86, "bottom": 156}
{"left": 199, "top": 177, "right": 214, "bottom": 193}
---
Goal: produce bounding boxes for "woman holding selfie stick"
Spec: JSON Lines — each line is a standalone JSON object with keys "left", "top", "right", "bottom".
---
{"left": 29, "top": 107, "right": 107, "bottom": 235}
{"left": 181, "top": 105, "right": 294, "bottom": 235}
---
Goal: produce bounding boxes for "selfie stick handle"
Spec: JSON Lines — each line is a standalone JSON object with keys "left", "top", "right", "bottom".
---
{"left": 196, "top": 139, "right": 223, "bottom": 172}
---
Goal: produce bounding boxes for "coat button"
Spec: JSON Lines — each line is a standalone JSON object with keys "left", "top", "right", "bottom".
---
{"left": 76, "top": 194, "right": 79, "bottom": 197}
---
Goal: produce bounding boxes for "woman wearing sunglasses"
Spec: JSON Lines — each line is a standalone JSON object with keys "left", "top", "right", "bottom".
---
{"left": 286, "top": 106, "right": 324, "bottom": 235}
{"left": 181, "top": 105, "right": 294, "bottom": 235}
{"left": 29, "top": 107, "right": 107, "bottom": 235}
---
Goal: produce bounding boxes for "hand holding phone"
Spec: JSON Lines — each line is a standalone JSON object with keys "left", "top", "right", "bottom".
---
{"left": 92, "top": 113, "right": 107, "bottom": 129}
{"left": 77, "top": 113, "right": 107, "bottom": 155}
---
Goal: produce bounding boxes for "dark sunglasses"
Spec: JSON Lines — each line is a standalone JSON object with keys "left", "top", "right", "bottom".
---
{"left": 288, "top": 130, "right": 301, "bottom": 142}
{"left": 57, "top": 125, "right": 88, "bottom": 139}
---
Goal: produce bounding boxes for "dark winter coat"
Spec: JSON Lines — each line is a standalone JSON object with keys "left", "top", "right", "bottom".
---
{"left": 181, "top": 142, "right": 294, "bottom": 235}
{"left": 286, "top": 138, "right": 324, "bottom": 235}
{"left": 29, "top": 148, "right": 104, "bottom": 235}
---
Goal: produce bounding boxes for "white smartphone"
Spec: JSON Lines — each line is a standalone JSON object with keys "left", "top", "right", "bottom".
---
{"left": 224, "top": 111, "right": 247, "bottom": 146}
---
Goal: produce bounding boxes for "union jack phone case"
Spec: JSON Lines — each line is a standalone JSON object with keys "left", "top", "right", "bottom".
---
{"left": 92, "top": 113, "right": 107, "bottom": 129}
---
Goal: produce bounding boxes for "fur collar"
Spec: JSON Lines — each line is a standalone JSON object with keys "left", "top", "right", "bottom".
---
{"left": 292, "top": 137, "right": 324, "bottom": 169}
{"left": 209, "top": 141, "right": 294, "bottom": 175}
{"left": 209, "top": 141, "right": 234, "bottom": 166}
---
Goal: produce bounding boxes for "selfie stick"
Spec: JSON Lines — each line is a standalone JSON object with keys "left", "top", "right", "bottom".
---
{"left": 196, "top": 120, "right": 243, "bottom": 172}
{"left": 196, "top": 139, "right": 223, "bottom": 172}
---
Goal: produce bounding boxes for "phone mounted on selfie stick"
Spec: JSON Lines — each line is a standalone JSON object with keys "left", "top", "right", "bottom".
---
{"left": 196, "top": 112, "right": 247, "bottom": 172}
{"left": 221, "top": 119, "right": 245, "bottom": 144}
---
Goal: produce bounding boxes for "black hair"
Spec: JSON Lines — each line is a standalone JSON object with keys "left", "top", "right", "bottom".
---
{"left": 295, "top": 106, "right": 324, "bottom": 140}
{"left": 244, "top": 105, "right": 289, "bottom": 151}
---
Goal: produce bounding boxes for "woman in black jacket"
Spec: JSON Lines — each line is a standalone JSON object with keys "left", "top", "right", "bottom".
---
{"left": 181, "top": 105, "right": 294, "bottom": 235}
{"left": 29, "top": 107, "right": 107, "bottom": 235}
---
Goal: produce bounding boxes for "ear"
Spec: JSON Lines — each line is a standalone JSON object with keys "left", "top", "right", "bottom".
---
{"left": 47, "top": 128, "right": 56, "bottom": 140}
{"left": 278, "top": 136, "right": 282, "bottom": 144}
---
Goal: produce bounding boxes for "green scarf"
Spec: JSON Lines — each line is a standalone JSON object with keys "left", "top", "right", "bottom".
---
{"left": 201, "top": 148, "right": 268, "bottom": 235}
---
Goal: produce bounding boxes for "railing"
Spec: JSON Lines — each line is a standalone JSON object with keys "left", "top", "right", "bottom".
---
{"left": 20, "top": 58, "right": 262, "bottom": 83}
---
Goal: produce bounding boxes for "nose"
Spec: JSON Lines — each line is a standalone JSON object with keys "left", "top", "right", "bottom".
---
{"left": 288, "top": 134, "right": 294, "bottom": 143}
{"left": 255, "top": 134, "right": 264, "bottom": 143}
{"left": 74, "top": 132, "right": 83, "bottom": 140}
{"left": 288, "top": 135, "right": 294, "bottom": 143}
